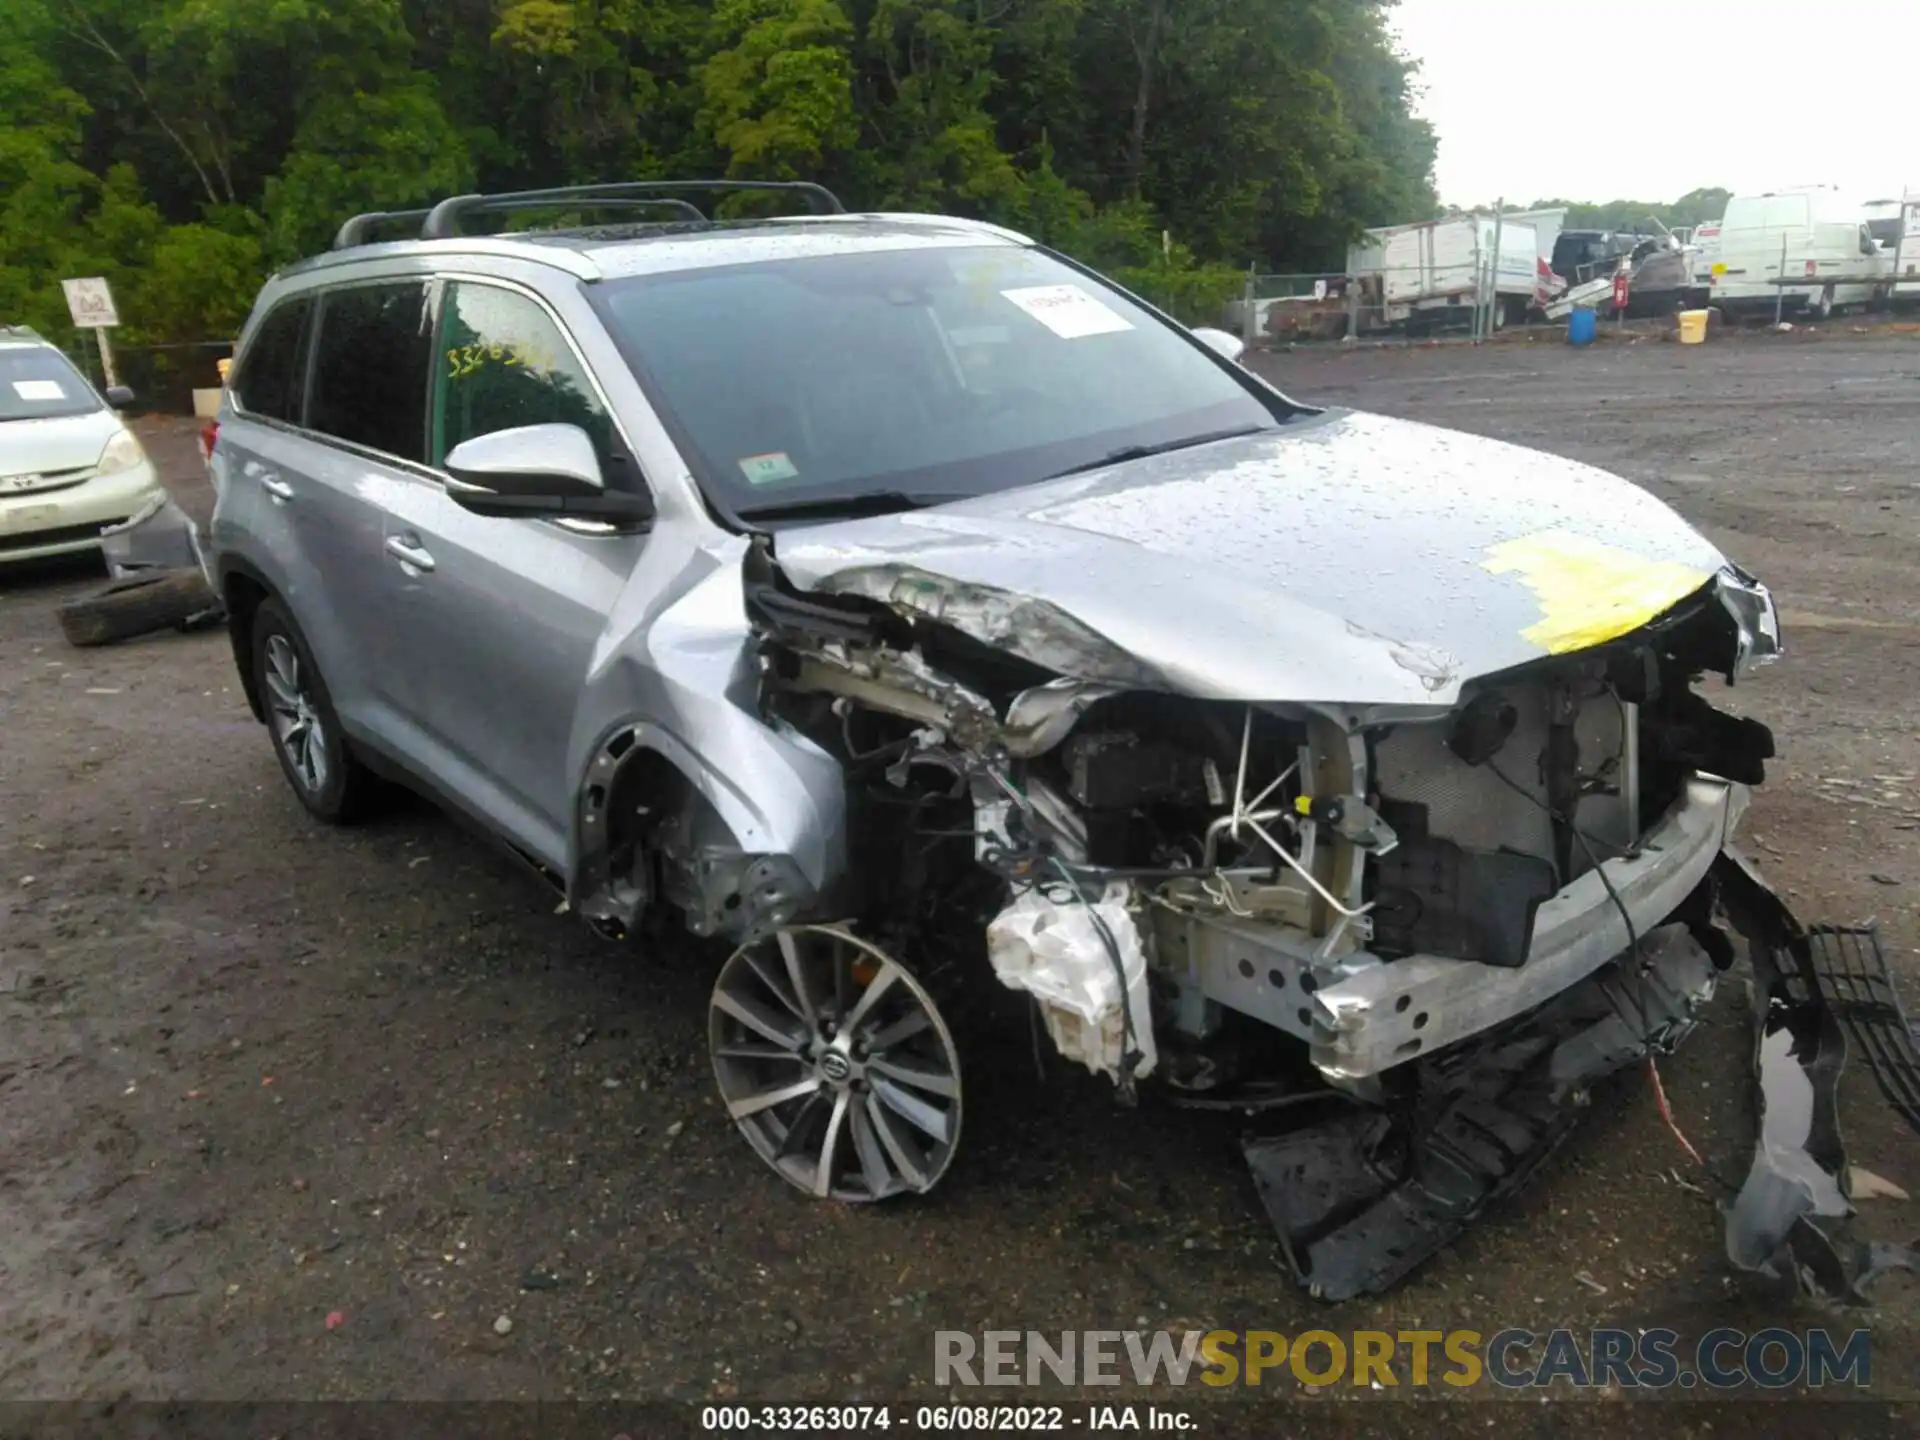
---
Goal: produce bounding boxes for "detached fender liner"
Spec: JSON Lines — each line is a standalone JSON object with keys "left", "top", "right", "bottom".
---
{"left": 1247, "top": 923, "right": 1720, "bottom": 1302}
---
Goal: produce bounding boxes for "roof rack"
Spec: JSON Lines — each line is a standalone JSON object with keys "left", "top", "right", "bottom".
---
{"left": 333, "top": 194, "right": 719, "bottom": 251}
{"left": 418, "top": 180, "right": 845, "bottom": 240}
{"left": 333, "top": 208, "right": 435, "bottom": 250}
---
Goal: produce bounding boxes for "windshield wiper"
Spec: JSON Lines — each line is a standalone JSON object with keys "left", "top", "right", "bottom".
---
{"left": 1042, "top": 425, "right": 1271, "bottom": 482}
{"left": 735, "top": 490, "right": 965, "bottom": 523}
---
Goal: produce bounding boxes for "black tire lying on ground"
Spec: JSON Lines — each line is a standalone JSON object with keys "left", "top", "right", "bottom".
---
{"left": 57, "top": 568, "right": 221, "bottom": 648}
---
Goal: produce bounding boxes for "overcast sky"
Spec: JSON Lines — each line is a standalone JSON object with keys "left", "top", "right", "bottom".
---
{"left": 1390, "top": 0, "right": 1918, "bottom": 207}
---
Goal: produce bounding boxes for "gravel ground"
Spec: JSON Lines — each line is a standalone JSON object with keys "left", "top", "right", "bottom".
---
{"left": 3, "top": 333, "right": 1918, "bottom": 1432}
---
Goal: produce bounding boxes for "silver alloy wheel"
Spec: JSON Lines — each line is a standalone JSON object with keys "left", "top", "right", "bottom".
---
{"left": 262, "top": 633, "right": 329, "bottom": 795}
{"left": 710, "top": 925, "right": 962, "bottom": 1202}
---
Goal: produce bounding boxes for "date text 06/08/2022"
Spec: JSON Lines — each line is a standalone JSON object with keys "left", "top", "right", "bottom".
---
{"left": 699, "top": 1404, "right": 1196, "bottom": 1432}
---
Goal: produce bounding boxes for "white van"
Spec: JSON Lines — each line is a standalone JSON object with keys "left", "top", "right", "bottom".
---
{"left": 1709, "top": 189, "right": 1886, "bottom": 318}
{"left": 1686, "top": 220, "right": 1721, "bottom": 306}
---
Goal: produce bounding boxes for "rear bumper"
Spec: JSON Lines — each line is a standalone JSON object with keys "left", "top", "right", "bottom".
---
{"left": 1309, "top": 774, "right": 1743, "bottom": 1078}
{"left": 0, "top": 464, "right": 165, "bottom": 562}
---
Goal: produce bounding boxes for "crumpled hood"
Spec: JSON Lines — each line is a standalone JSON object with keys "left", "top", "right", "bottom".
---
{"left": 0, "top": 410, "right": 119, "bottom": 478}
{"left": 769, "top": 409, "right": 1741, "bottom": 711}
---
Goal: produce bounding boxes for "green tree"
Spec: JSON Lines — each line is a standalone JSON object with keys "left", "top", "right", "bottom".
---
{"left": 698, "top": 0, "right": 859, "bottom": 182}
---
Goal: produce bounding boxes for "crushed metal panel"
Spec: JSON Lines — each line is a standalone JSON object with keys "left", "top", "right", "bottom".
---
{"left": 765, "top": 411, "right": 1748, "bottom": 708}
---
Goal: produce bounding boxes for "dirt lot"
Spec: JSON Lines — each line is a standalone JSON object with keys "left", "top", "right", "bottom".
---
{"left": 4, "top": 333, "right": 1920, "bottom": 1429}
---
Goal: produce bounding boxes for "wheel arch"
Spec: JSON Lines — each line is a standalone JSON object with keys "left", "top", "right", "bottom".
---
{"left": 218, "top": 557, "right": 277, "bottom": 723}
{"left": 571, "top": 717, "right": 843, "bottom": 945}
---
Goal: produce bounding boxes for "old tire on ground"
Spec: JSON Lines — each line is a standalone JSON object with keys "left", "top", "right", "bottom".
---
{"left": 250, "top": 595, "right": 383, "bottom": 824}
{"left": 57, "top": 568, "right": 219, "bottom": 648}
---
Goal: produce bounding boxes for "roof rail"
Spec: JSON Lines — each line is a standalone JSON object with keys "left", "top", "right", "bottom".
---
{"left": 332, "top": 194, "right": 717, "bottom": 251}
{"left": 419, "top": 180, "right": 846, "bottom": 240}
{"left": 333, "top": 208, "right": 436, "bottom": 250}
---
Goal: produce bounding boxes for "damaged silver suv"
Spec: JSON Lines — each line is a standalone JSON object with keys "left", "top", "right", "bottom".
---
{"left": 210, "top": 181, "right": 1800, "bottom": 1298}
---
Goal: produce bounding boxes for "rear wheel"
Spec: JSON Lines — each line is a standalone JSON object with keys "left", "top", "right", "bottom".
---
{"left": 250, "top": 597, "right": 380, "bottom": 823}
{"left": 711, "top": 925, "right": 962, "bottom": 1202}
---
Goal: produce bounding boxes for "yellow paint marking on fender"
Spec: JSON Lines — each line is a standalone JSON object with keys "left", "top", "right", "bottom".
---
{"left": 1481, "top": 529, "right": 1714, "bottom": 655}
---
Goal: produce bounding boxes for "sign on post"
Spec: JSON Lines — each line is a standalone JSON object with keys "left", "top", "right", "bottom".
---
{"left": 61, "top": 277, "right": 120, "bottom": 329}
{"left": 60, "top": 277, "right": 122, "bottom": 391}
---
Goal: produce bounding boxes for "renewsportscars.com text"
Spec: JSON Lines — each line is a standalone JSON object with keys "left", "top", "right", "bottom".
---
{"left": 934, "top": 1327, "right": 1873, "bottom": 1390}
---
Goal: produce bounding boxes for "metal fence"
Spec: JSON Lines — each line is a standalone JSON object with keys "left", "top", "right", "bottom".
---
{"left": 62, "top": 337, "right": 233, "bottom": 414}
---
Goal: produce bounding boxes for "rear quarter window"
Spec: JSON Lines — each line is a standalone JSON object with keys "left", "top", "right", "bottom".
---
{"left": 231, "top": 297, "right": 312, "bottom": 423}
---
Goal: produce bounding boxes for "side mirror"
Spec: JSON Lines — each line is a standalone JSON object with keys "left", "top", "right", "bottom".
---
{"left": 1191, "top": 326, "right": 1247, "bottom": 364}
{"left": 443, "top": 422, "right": 653, "bottom": 525}
{"left": 105, "top": 385, "right": 136, "bottom": 409}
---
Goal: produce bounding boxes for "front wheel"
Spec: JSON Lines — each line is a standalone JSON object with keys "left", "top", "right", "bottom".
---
{"left": 711, "top": 925, "right": 962, "bottom": 1202}
{"left": 251, "top": 597, "right": 381, "bottom": 823}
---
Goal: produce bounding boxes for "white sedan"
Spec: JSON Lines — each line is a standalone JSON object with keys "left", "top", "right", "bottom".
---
{"left": 1, "top": 329, "right": 166, "bottom": 564}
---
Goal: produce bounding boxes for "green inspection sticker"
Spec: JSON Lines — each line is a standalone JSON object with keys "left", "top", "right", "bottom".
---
{"left": 738, "top": 452, "right": 800, "bottom": 485}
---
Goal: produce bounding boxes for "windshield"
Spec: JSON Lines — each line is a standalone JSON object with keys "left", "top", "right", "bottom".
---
{"left": 0, "top": 346, "right": 100, "bottom": 423}
{"left": 589, "top": 243, "right": 1283, "bottom": 521}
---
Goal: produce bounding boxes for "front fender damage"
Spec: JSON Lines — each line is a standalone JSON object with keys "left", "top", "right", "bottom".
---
{"left": 749, "top": 536, "right": 1909, "bottom": 1305}
{"left": 1246, "top": 853, "right": 1920, "bottom": 1302}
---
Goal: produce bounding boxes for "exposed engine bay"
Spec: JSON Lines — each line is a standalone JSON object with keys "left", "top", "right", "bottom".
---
{"left": 584, "top": 524, "right": 1920, "bottom": 1302}
{"left": 739, "top": 536, "right": 1776, "bottom": 1092}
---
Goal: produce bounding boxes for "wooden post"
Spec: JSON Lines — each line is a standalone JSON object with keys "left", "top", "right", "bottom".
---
{"left": 94, "top": 327, "right": 121, "bottom": 390}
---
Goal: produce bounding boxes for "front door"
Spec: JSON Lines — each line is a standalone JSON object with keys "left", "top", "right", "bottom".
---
{"left": 376, "top": 279, "right": 644, "bottom": 867}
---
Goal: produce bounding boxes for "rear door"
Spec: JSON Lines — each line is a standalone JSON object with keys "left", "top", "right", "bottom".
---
{"left": 284, "top": 279, "right": 438, "bottom": 752}
{"left": 374, "top": 277, "right": 647, "bottom": 867}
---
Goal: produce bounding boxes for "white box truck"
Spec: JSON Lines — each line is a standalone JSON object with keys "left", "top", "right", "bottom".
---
{"left": 1347, "top": 216, "right": 1541, "bottom": 334}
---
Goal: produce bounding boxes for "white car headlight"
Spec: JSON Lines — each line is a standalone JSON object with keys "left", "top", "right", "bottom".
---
{"left": 96, "top": 427, "right": 148, "bottom": 476}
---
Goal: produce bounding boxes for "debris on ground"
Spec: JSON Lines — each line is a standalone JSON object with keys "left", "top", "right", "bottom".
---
{"left": 1847, "top": 1166, "right": 1912, "bottom": 1202}
{"left": 58, "top": 495, "right": 223, "bottom": 648}
{"left": 58, "top": 568, "right": 222, "bottom": 648}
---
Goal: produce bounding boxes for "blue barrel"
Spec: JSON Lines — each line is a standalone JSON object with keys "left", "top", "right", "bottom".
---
{"left": 1567, "top": 306, "right": 1597, "bottom": 345}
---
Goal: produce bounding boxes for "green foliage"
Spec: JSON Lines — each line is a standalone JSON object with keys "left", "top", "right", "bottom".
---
{"left": 2, "top": 0, "right": 1438, "bottom": 353}
{"left": 697, "top": 0, "right": 859, "bottom": 181}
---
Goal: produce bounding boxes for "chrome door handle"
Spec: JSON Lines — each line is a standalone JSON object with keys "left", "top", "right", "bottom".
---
{"left": 259, "top": 476, "right": 294, "bottom": 501}
{"left": 384, "top": 535, "right": 436, "bottom": 572}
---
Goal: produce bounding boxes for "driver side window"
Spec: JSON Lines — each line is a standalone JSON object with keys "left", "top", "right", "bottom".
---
{"left": 431, "top": 282, "right": 615, "bottom": 474}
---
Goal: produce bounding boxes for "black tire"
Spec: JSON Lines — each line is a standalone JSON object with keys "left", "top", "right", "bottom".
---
{"left": 58, "top": 568, "right": 219, "bottom": 648}
{"left": 250, "top": 596, "right": 381, "bottom": 824}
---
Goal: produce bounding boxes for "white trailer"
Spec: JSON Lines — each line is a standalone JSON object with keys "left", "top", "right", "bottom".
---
{"left": 1347, "top": 216, "right": 1542, "bottom": 334}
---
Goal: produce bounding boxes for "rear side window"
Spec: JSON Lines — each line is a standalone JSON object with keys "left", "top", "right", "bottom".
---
{"left": 430, "top": 282, "right": 616, "bottom": 474}
{"left": 232, "top": 298, "right": 311, "bottom": 423}
{"left": 308, "top": 282, "right": 431, "bottom": 462}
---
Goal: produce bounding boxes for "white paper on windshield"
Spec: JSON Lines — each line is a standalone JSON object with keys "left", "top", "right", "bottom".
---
{"left": 1000, "top": 285, "right": 1132, "bottom": 340}
{"left": 12, "top": 379, "right": 65, "bottom": 401}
